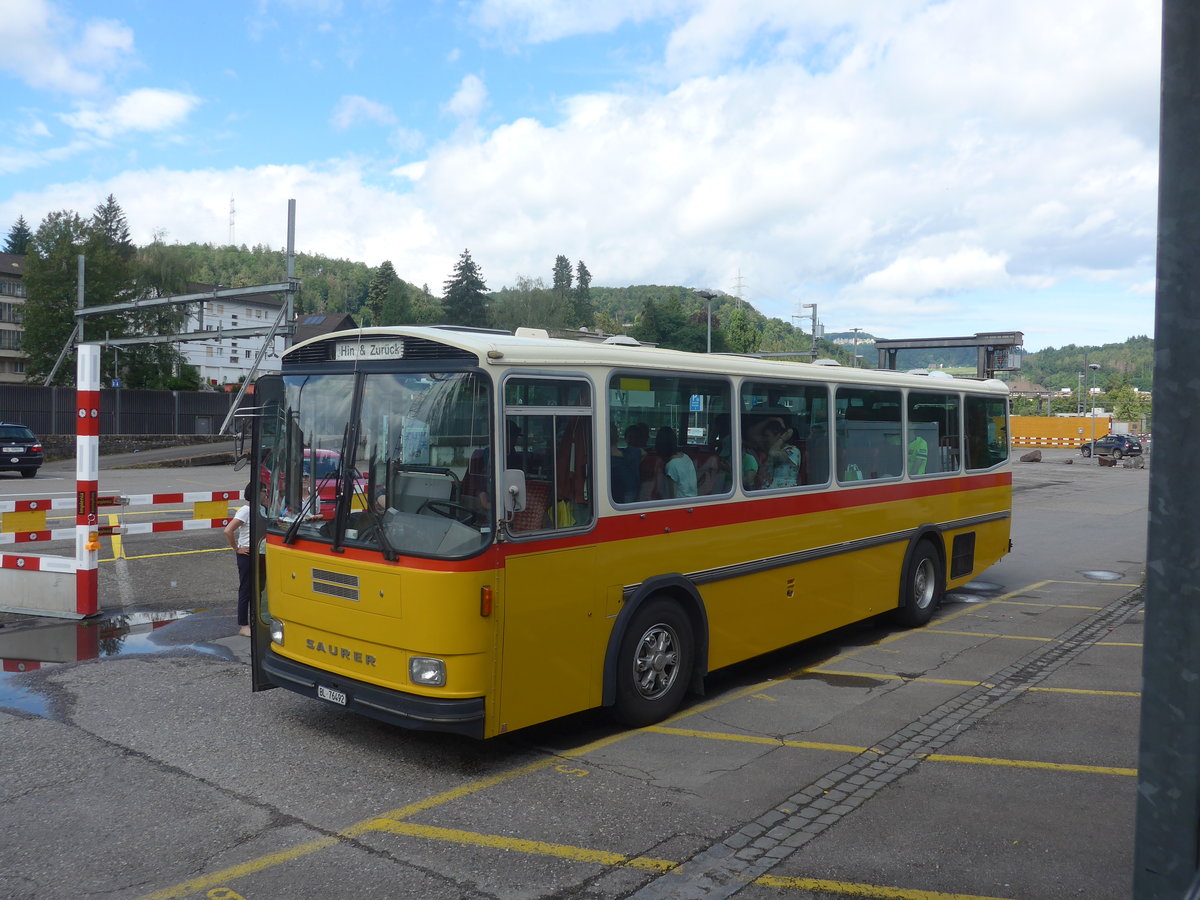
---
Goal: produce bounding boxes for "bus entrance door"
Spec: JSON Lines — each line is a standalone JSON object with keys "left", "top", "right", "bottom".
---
{"left": 498, "top": 545, "right": 598, "bottom": 733}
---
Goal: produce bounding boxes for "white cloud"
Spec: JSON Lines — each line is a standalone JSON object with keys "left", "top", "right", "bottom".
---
{"left": 857, "top": 248, "right": 1011, "bottom": 297}
{"left": 330, "top": 95, "right": 397, "bottom": 130}
{"left": 444, "top": 75, "right": 488, "bottom": 119}
{"left": 0, "top": 0, "right": 134, "bottom": 95}
{"left": 59, "top": 89, "right": 201, "bottom": 140}
{"left": 0, "top": 0, "right": 1161, "bottom": 350}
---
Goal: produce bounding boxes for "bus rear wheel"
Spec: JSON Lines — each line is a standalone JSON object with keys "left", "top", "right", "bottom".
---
{"left": 895, "top": 540, "right": 944, "bottom": 627}
{"left": 613, "top": 598, "right": 693, "bottom": 727}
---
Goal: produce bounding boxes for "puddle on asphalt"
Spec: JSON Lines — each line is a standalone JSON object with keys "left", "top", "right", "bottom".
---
{"left": 0, "top": 609, "right": 234, "bottom": 717}
{"left": 792, "top": 671, "right": 886, "bottom": 688}
{"left": 1080, "top": 570, "right": 1125, "bottom": 581}
{"left": 945, "top": 580, "right": 1005, "bottom": 604}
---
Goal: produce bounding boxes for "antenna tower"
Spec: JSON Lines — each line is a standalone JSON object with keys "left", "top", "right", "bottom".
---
{"left": 229, "top": 196, "right": 236, "bottom": 245}
{"left": 731, "top": 268, "right": 746, "bottom": 305}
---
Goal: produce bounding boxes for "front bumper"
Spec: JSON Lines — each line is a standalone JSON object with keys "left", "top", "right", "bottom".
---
{"left": 262, "top": 648, "right": 486, "bottom": 738}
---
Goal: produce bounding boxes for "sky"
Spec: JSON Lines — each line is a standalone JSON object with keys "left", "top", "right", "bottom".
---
{"left": 0, "top": 0, "right": 1162, "bottom": 352}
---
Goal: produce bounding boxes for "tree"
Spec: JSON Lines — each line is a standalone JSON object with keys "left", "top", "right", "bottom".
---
{"left": 724, "top": 306, "right": 761, "bottom": 354}
{"left": 552, "top": 254, "right": 573, "bottom": 317}
{"left": 572, "top": 260, "right": 594, "bottom": 329}
{"left": 443, "top": 249, "right": 488, "bottom": 326}
{"left": 23, "top": 198, "right": 187, "bottom": 388}
{"left": 491, "top": 275, "right": 570, "bottom": 332}
{"left": 410, "top": 283, "right": 444, "bottom": 323}
{"left": 21, "top": 210, "right": 89, "bottom": 382}
{"left": 4, "top": 215, "right": 32, "bottom": 254}
{"left": 366, "top": 260, "right": 402, "bottom": 327}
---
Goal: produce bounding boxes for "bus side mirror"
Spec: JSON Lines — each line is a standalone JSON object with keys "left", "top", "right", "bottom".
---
{"left": 502, "top": 468, "right": 526, "bottom": 519}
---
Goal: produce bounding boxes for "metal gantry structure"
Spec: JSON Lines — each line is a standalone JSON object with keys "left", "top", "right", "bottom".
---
{"left": 44, "top": 201, "right": 301, "bottom": 435}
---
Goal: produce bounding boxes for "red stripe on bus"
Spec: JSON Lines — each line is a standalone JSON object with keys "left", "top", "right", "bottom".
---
{"left": 265, "top": 471, "right": 1010, "bottom": 573}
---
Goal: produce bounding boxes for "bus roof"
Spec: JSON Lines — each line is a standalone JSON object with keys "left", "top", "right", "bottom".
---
{"left": 285, "top": 325, "right": 1011, "bottom": 394}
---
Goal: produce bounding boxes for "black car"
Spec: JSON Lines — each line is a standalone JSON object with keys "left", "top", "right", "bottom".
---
{"left": 0, "top": 423, "right": 44, "bottom": 478}
{"left": 1080, "top": 433, "right": 1142, "bottom": 459}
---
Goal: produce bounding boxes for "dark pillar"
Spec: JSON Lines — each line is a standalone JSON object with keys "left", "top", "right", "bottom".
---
{"left": 1134, "top": 2, "right": 1200, "bottom": 895}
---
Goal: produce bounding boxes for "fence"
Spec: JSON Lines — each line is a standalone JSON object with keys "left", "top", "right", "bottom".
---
{"left": 0, "top": 384, "right": 238, "bottom": 436}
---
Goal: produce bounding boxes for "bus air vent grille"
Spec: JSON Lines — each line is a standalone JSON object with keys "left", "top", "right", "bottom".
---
{"left": 311, "top": 568, "right": 360, "bottom": 602}
{"left": 286, "top": 337, "right": 477, "bottom": 365}
{"left": 396, "top": 337, "right": 477, "bottom": 361}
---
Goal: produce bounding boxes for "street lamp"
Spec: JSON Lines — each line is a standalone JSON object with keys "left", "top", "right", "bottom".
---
{"left": 802, "top": 303, "right": 819, "bottom": 359}
{"left": 850, "top": 327, "right": 862, "bottom": 366}
{"left": 695, "top": 290, "right": 716, "bottom": 353}
{"left": 1088, "top": 363, "right": 1100, "bottom": 464}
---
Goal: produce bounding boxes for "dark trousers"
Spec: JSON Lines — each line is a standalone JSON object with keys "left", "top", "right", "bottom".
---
{"left": 236, "top": 552, "right": 252, "bottom": 627}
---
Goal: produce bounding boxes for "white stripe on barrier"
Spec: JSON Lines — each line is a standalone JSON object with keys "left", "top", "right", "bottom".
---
{"left": 0, "top": 498, "right": 79, "bottom": 513}
{"left": 0, "top": 553, "right": 78, "bottom": 573}
{"left": 0, "top": 528, "right": 77, "bottom": 545}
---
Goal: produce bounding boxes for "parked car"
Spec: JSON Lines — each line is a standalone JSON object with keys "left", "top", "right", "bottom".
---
{"left": 1080, "top": 433, "right": 1142, "bottom": 459}
{"left": 0, "top": 423, "right": 44, "bottom": 478}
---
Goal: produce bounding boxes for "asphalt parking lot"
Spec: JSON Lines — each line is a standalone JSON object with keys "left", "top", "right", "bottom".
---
{"left": 0, "top": 447, "right": 1147, "bottom": 899}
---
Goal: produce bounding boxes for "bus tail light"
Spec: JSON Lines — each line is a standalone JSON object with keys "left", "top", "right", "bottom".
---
{"left": 410, "top": 657, "right": 446, "bottom": 687}
{"left": 480, "top": 585, "right": 493, "bottom": 617}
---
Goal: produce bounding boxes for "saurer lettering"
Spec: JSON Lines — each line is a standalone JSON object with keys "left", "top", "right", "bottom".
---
{"left": 306, "top": 639, "right": 376, "bottom": 667}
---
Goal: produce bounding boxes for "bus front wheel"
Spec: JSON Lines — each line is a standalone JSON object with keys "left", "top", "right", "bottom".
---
{"left": 613, "top": 598, "right": 694, "bottom": 727}
{"left": 895, "top": 541, "right": 944, "bottom": 627}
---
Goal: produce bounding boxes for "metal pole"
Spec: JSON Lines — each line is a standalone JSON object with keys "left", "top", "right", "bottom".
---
{"left": 285, "top": 199, "right": 296, "bottom": 349}
{"left": 1088, "top": 364, "right": 1098, "bottom": 464}
{"left": 1135, "top": 1, "right": 1200, "bottom": 894}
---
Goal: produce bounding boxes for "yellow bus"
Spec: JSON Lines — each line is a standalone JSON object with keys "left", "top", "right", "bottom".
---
{"left": 244, "top": 325, "right": 1011, "bottom": 738}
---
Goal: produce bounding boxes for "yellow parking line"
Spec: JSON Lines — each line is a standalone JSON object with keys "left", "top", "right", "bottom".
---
{"left": 806, "top": 670, "right": 985, "bottom": 688}
{"left": 371, "top": 821, "right": 676, "bottom": 872}
{"left": 134, "top": 835, "right": 344, "bottom": 900}
{"left": 647, "top": 725, "right": 870, "bottom": 755}
{"left": 805, "top": 670, "right": 1140, "bottom": 697}
{"left": 755, "top": 873, "right": 1017, "bottom": 899}
{"left": 926, "top": 754, "right": 1136, "bottom": 777}
{"left": 1025, "top": 685, "right": 1140, "bottom": 697}
{"left": 992, "top": 599, "right": 1103, "bottom": 610}
{"left": 647, "top": 726, "right": 1135, "bottom": 777}
{"left": 135, "top": 578, "right": 1119, "bottom": 899}
{"left": 926, "top": 630, "right": 1053, "bottom": 642}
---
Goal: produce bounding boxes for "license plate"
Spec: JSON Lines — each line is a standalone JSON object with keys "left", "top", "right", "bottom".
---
{"left": 2, "top": 447, "right": 20, "bottom": 454}
{"left": 317, "top": 685, "right": 347, "bottom": 706}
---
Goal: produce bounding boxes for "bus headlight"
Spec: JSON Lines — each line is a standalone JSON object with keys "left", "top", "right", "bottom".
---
{"left": 409, "top": 657, "right": 446, "bottom": 687}
{"left": 270, "top": 617, "right": 284, "bottom": 645}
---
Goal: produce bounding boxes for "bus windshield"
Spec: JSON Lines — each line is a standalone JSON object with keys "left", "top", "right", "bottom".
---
{"left": 264, "top": 370, "right": 493, "bottom": 559}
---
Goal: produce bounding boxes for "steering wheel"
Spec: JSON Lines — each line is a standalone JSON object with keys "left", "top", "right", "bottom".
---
{"left": 418, "top": 499, "right": 478, "bottom": 525}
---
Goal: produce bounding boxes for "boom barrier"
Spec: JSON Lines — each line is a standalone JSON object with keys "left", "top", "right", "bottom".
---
{"left": 0, "top": 489, "right": 240, "bottom": 618}
{"left": 0, "top": 343, "right": 242, "bottom": 619}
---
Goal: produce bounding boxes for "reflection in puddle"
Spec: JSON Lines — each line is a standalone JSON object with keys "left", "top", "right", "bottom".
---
{"left": 0, "top": 610, "right": 225, "bottom": 717}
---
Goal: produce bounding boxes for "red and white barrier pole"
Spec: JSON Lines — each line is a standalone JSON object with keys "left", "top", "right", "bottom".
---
{"left": 75, "top": 343, "right": 100, "bottom": 616}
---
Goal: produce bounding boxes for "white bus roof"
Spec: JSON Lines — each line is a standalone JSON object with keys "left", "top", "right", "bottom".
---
{"left": 286, "top": 325, "right": 1010, "bottom": 394}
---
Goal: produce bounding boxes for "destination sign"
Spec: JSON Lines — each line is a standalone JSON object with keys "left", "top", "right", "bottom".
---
{"left": 335, "top": 340, "right": 406, "bottom": 361}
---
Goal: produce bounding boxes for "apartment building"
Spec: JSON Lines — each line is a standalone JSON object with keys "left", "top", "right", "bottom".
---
{"left": 0, "top": 253, "right": 26, "bottom": 385}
